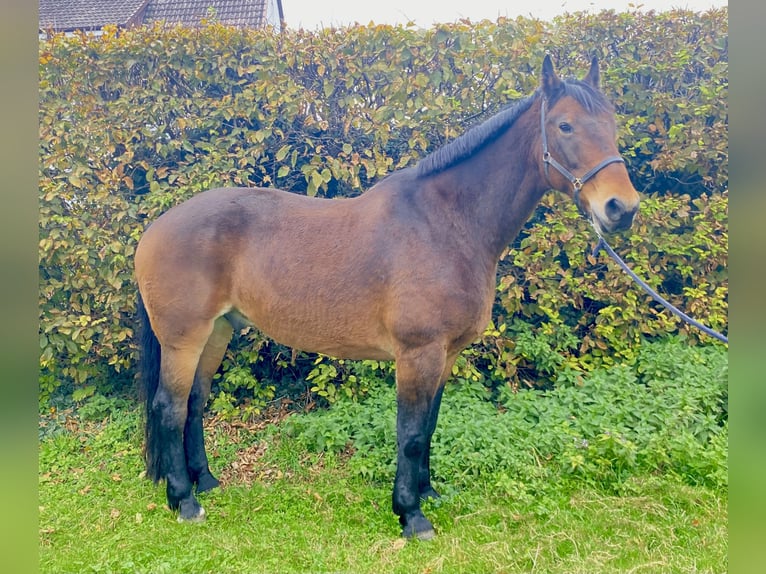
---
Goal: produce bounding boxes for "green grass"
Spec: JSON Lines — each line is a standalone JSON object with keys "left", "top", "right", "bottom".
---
{"left": 40, "top": 340, "right": 727, "bottom": 573}
{"left": 40, "top": 436, "right": 726, "bottom": 573}
{"left": 39, "top": 414, "right": 726, "bottom": 573}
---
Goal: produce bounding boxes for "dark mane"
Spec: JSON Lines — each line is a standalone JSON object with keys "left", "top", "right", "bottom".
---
{"left": 416, "top": 93, "right": 537, "bottom": 178}
{"left": 416, "top": 78, "right": 612, "bottom": 177}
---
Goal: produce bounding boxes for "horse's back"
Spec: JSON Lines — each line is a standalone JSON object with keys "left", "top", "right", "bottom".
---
{"left": 135, "top": 179, "right": 494, "bottom": 359}
{"left": 135, "top": 186, "right": 398, "bottom": 357}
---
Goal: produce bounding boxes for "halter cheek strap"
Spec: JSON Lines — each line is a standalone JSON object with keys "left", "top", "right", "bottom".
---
{"left": 540, "top": 98, "right": 625, "bottom": 205}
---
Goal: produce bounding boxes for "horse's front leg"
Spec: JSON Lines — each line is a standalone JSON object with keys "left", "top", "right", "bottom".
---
{"left": 392, "top": 343, "right": 450, "bottom": 540}
{"left": 417, "top": 383, "right": 446, "bottom": 501}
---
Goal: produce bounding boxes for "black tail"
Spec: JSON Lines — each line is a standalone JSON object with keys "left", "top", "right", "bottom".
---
{"left": 136, "top": 291, "right": 163, "bottom": 483}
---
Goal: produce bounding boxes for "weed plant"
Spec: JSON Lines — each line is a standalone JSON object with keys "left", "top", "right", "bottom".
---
{"left": 286, "top": 338, "right": 728, "bottom": 500}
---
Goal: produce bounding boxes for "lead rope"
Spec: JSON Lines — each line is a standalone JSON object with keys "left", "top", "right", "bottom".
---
{"left": 589, "top": 224, "right": 728, "bottom": 344}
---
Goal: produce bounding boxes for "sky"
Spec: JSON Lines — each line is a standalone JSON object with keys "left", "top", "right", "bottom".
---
{"left": 279, "top": 0, "right": 727, "bottom": 30}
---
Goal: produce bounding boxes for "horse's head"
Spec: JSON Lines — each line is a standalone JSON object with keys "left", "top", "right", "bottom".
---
{"left": 539, "top": 55, "right": 640, "bottom": 234}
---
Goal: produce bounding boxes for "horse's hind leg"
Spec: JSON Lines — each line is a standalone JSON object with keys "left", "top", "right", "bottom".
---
{"left": 149, "top": 341, "right": 209, "bottom": 522}
{"left": 185, "top": 317, "right": 233, "bottom": 493}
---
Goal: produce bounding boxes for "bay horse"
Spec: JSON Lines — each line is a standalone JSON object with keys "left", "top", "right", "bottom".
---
{"left": 135, "top": 55, "right": 640, "bottom": 539}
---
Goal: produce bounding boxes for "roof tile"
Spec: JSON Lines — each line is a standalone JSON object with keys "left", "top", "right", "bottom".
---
{"left": 39, "top": 0, "right": 273, "bottom": 32}
{"left": 145, "top": 0, "right": 267, "bottom": 28}
{"left": 39, "top": 0, "right": 151, "bottom": 31}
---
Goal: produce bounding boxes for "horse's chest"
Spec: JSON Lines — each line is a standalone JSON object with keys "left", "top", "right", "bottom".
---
{"left": 387, "top": 263, "right": 495, "bottom": 351}
{"left": 451, "top": 286, "right": 495, "bottom": 349}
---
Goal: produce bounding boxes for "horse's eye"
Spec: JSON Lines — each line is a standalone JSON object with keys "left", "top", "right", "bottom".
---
{"left": 559, "top": 122, "right": 573, "bottom": 134}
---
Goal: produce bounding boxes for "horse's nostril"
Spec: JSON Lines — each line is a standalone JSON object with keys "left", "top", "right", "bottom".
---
{"left": 604, "top": 197, "right": 638, "bottom": 232}
{"left": 605, "top": 198, "right": 625, "bottom": 221}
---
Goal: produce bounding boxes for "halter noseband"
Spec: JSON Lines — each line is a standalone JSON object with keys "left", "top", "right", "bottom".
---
{"left": 540, "top": 97, "right": 625, "bottom": 206}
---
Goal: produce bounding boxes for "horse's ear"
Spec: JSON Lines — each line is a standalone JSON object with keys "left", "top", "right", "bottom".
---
{"left": 583, "top": 56, "right": 600, "bottom": 89}
{"left": 541, "top": 54, "right": 562, "bottom": 99}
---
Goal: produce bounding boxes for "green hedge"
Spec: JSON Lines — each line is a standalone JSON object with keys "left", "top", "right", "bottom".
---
{"left": 38, "top": 9, "right": 728, "bottom": 406}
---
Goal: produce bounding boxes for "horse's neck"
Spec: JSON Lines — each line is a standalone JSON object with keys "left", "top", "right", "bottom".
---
{"left": 425, "top": 111, "right": 548, "bottom": 262}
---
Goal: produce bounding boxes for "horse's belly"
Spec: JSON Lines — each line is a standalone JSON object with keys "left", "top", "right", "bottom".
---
{"left": 230, "top": 299, "right": 395, "bottom": 361}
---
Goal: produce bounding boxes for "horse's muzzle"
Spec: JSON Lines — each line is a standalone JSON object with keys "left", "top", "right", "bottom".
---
{"left": 592, "top": 196, "right": 639, "bottom": 234}
{"left": 606, "top": 197, "right": 638, "bottom": 231}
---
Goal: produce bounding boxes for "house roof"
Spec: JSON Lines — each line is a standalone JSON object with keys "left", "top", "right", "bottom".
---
{"left": 144, "top": 0, "right": 270, "bottom": 28}
{"left": 39, "top": 0, "right": 151, "bottom": 32}
{"left": 39, "top": 0, "right": 281, "bottom": 33}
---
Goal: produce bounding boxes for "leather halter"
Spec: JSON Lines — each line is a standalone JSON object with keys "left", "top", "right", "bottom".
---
{"left": 540, "top": 97, "right": 625, "bottom": 207}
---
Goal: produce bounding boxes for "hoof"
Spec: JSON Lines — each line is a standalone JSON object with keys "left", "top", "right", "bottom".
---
{"left": 196, "top": 472, "right": 220, "bottom": 494}
{"left": 401, "top": 513, "right": 436, "bottom": 541}
{"left": 413, "top": 527, "right": 436, "bottom": 541}
{"left": 177, "top": 498, "right": 206, "bottom": 523}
